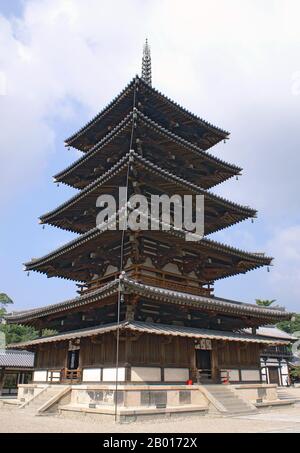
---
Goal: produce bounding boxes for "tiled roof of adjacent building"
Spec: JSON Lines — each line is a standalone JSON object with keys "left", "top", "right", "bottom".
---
{"left": 0, "top": 349, "right": 34, "bottom": 368}
{"left": 245, "top": 326, "right": 298, "bottom": 341}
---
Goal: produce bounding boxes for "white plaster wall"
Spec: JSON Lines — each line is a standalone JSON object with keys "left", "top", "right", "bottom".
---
{"left": 102, "top": 367, "right": 125, "bottom": 382}
{"left": 227, "top": 369, "right": 240, "bottom": 381}
{"left": 241, "top": 369, "right": 260, "bottom": 381}
{"left": 33, "top": 371, "right": 47, "bottom": 382}
{"left": 131, "top": 367, "right": 161, "bottom": 382}
{"left": 82, "top": 368, "right": 102, "bottom": 382}
{"left": 187, "top": 271, "right": 197, "bottom": 278}
{"left": 164, "top": 368, "right": 189, "bottom": 382}
{"left": 162, "top": 263, "right": 181, "bottom": 274}
{"left": 266, "top": 358, "right": 280, "bottom": 365}
{"left": 144, "top": 257, "right": 155, "bottom": 268}
{"left": 104, "top": 265, "right": 118, "bottom": 276}
{"left": 125, "top": 257, "right": 133, "bottom": 267}
{"left": 48, "top": 371, "right": 60, "bottom": 382}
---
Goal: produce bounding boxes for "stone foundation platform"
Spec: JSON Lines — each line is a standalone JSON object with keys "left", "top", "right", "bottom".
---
{"left": 15, "top": 383, "right": 295, "bottom": 422}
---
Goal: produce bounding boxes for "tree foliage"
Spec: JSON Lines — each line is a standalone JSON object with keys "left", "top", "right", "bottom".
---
{"left": 0, "top": 323, "right": 38, "bottom": 344}
{"left": 277, "top": 314, "right": 300, "bottom": 334}
{"left": 255, "top": 299, "right": 276, "bottom": 307}
{"left": 0, "top": 293, "right": 13, "bottom": 305}
{"left": 41, "top": 328, "right": 57, "bottom": 338}
{"left": 0, "top": 293, "right": 13, "bottom": 317}
{"left": 0, "top": 293, "right": 57, "bottom": 344}
{"left": 0, "top": 323, "right": 57, "bottom": 345}
{"left": 290, "top": 366, "right": 300, "bottom": 379}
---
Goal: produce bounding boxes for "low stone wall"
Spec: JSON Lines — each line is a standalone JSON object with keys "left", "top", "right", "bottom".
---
{"left": 69, "top": 384, "right": 207, "bottom": 409}
{"left": 60, "top": 384, "right": 209, "bottom": 422}
{"left": 16, "top": 383, "right": 209, "bottom": 421}
{"left": 18, "top": 384, "right": 48, "bottom": 403}
{"left": 15, "top": 383, "right": 289, "bottom": 422}
{"left": 233, "top": 384, "right": 278, "bottom": 402}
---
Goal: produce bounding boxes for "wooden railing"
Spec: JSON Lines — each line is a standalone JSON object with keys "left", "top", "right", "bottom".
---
{"left": 60, "top": 368, "right": 81, "bottom": 384}
{"left": 134, "top": 272, "right": 212, "bottom": 297}
{"left": 77, "top": 270, "right": 122, "bottom": 295}
{"left": 47, "top": 369, "right": 61, "bottom": 383}
{"left": 77, "top": 264, "right": 213, "bottom": 298}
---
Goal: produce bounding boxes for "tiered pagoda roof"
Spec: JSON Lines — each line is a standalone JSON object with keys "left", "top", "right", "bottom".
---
{"left": 6, "top": 277, "right": 290, "bottom": 327}
{"left": 42, "top": 151, "right": 254, "bottom": 234}
{"left": 58, "top": 111, "right": 240, "bottom": 190}
{"left": 26, "top": 209, "right": 271, "bottom": 283}
{"left": 17, "top": 45, "right": 277, "bottom": 333}
{"left": 8, "top": 321, "right": 290, "bottom": 350}
{"left": 65, "top": 77, "right": 229, "bottom": 153}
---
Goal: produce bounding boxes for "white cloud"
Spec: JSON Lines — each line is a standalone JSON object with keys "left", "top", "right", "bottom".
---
{"left": 0, "top": 0, "right": 154, "bottom": 205}
{"left": 266, "top": 226, "right": 300, "bottom": 310}
{"left": 1, "top": 0, "right": 300, "bottom": 206}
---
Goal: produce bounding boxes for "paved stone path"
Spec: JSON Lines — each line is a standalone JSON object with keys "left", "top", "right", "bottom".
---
{"left": 1, "top": 403, "right": 300, "bottom": 433}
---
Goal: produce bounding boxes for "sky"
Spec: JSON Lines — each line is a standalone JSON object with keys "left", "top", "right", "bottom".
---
{"left": 0, "top": 0, "right": 299, "bottom": 313}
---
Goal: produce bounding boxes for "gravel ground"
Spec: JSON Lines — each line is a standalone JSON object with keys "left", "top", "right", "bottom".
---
{"left": 1, "top": 404, "right": 300, "bottom": 433}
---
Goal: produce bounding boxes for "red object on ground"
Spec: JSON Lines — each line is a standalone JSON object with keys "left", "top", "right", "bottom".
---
{"left": 186, "top": 379, "right": 193, "bottom": 385}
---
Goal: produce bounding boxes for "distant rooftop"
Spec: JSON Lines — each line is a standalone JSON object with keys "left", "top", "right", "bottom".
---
{"left": 0, "top": 349, "right": 34, "bottom": 368}
{"left": 244, "top": 325, "right": 297, "bottom": 341}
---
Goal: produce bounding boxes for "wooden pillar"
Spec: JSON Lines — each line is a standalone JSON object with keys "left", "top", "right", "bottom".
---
{"left": 123, "top": 334, "right": 132, "bottom": 383}
{"left": 190, "top": 340, "right": 197, "bottom": 382}
{"left": 124, "top": 335, "right": 132, "bottom": 366}
{"left": 36, "top": 320, "right": 43, "bottom": 338}
{"left": 0, "top": 367, "right": 5, "bottom": 396}
{"left": 211, "top": 340, "right": 219, "bottom": 383}
{"left": 123, "top": 332, "right": 142, "bottom": 382}
{"left": 125, "top": 295, "right": 139, "bottom": 321}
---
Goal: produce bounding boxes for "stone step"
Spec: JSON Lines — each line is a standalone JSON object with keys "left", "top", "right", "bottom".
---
{"left": 211, "top": 392, "right": 238, "bottom": 399}
{"left": 220, "top": 402, "right": 250, "bottom": 409}
{"left": 203, "top": 385, "right": 257, "bottom": 415}
{"left": 223, "top": 410, "right": 257, "bottom": 417}
{"left": 214, "top": 398, "right": 249, "bottom": 406}
{"left": 21, "top": 388, "right": 63, "bottom": 414}
{"left": 220, "top": 400, "right": 247, "bottom": 406}
{"left": 222, "top": 405, "right": 252, "bottom": 412}
{"left": 278, "top": 390, "right": 300, "bottom": 400}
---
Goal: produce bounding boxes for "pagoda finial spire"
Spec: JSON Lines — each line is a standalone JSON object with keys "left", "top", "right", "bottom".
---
{"left": 141, "top": 39, "right": 152, "bottom": 86}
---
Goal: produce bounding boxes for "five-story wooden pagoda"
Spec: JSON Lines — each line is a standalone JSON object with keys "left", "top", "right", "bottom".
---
{"left": 7, "top": 42, "right": 291, "bottom": 386}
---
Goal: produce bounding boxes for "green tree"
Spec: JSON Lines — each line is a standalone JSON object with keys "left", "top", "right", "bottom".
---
{"left": 42, "top": 328, "right": 57, "bottom": 338}
{"left": 0, "top": 293, "right": 13, "bottom": 317}
{"left": 290, "top": 366, "right": 300, "bottom": 381}
{"left": 0, "top": 323, "right": 38, "bottom": 344}
{"left": 255, "top": 299, "right": 276, "bottom": 307}
{"left": 0, "top": 324, "right": 58, "bottom": 344}
{"left": 277, "top": 314, "right": 300, "bottom": 334}
{"left": 0, "top": 293, "right": 57, "bottom": 344}
{"left": 0, "top": 293, "right": 13, "bottom": 305}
